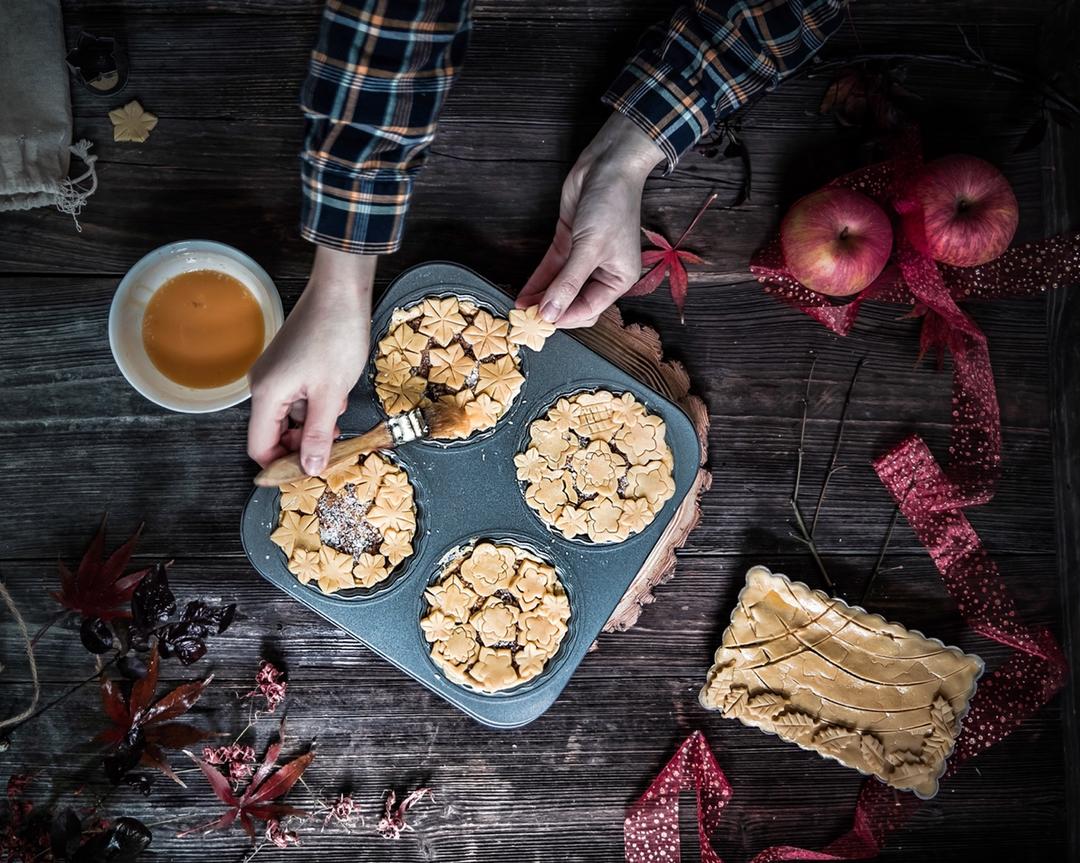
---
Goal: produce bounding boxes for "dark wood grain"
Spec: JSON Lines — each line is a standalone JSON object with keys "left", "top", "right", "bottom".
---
{"left": 0, "top": 0, "right": 1072, "bottom": 860}
{"left": 1043, "top": 1, "right": 1080, "bottom": 854}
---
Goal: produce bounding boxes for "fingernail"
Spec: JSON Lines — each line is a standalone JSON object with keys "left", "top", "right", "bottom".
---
{"left": 303, "top": 455, "right": 325, "bottom": 475}
{"left": 540, "top": 301, "right": 560, "bottom": 323}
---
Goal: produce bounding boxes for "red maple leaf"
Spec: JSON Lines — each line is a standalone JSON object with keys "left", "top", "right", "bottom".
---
{"left": 179, "top": 719, "right": 315, "bottom": 840}
{"left": 97, "top": 643, "right": 214, "bottom": 785}
{"left": 626, "top": 191, "right": 716, "bottom": 322}
{"left": 51, "top": 518, "right": 150, "bottom": 620}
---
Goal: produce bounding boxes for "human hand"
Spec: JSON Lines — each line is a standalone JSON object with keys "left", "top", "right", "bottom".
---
{"left": 247, "top": 246, "right": 375, "bottom": 473}
{"left": 517, "top": 112, "right": 665, "bottom": 328}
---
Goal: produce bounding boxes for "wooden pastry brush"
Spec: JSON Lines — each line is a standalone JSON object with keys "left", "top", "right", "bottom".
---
{"left": 254, "top": 401, "right": 472, "bottom": 487}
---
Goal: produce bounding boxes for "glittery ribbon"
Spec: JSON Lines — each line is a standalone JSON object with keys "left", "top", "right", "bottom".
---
{"left": 624, "top": 139, "right": 1073, "bottom": 863}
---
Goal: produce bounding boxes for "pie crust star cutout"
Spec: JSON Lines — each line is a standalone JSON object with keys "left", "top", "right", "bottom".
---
{"left": 475, "top": 354, "right": 525, "bottom": 405}
{"left": 421, "top": 542, "right": 571, "bottom": 693}
{"left": 509, "top": 305, "right": 556, "bottom": 351}
{"left": 109, "top": 100, "right": 158, "bottom": 143}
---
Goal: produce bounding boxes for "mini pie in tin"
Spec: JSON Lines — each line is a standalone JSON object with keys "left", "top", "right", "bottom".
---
{"left": 422, "top": 541, "right": 571, "bottom": 694}
{"left": 373, "top": 296, "right": 551, "bottom": 440}
{"left": 516, "top": 389, "right": 675, "bottom": 543}
{"left": 271, "top": 452, "right": 417, "bottom": 595}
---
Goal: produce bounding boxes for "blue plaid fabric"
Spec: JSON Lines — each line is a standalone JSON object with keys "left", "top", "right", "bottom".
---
{"left": 300, "top": 0, "right": 473, "bottom": 254}
{"left": 300, "top": 0, "right": 846, "bottom": 254}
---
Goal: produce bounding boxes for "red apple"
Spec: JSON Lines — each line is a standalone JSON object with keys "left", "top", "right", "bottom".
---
{"left": 780, "top": 187, "right": 894, "bottom": 297}
{"left": 911, "top": 154, "right": 1018, "bottom": 267}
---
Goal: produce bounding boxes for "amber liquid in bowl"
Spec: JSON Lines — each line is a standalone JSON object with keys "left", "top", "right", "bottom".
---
{"left": 141, "top": 269, "right": 265, "bottom": 389}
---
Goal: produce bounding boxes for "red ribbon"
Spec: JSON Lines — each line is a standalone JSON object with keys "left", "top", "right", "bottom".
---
{"left": 625, "top": 139, "right": 1074, "bottom": 862}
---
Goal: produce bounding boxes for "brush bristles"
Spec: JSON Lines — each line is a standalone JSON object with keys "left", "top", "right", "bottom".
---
{"left": 419, "top": 400, "right": 474, "bottom": 439}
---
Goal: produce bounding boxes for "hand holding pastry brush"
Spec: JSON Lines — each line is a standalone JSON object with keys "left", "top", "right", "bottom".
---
{"left": 254, "top": 401, "right": 471, "bottom": 487}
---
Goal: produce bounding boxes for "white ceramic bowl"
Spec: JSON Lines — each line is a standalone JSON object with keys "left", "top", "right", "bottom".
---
{"left": 109, "top": 240, "right": 284, "bottom": 413}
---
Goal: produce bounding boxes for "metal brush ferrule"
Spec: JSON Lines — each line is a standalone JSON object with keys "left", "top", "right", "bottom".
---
{"left": 387, "top": 408, "right": 428, "bottom": 445}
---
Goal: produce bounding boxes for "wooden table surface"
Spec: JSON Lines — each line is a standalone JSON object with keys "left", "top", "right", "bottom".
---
{"left": 1, "top": 2, "right": 1076, "bottom": 861}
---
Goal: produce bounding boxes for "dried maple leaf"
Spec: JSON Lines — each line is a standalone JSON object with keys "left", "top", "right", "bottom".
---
{"left": 627, "top": 192, "right": 716, "bottom": 322}
{"left": 179, "top": 719, "right": 314, "bottom": 840}
{"left": 97, "top": 643, "right": 213, "bottom": 786}
{"left": 52, "top": 518, "right": 150, "bottom": 621}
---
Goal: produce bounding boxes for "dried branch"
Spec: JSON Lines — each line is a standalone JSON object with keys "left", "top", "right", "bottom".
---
{"left": 789, "top": 357, "right": 835, "bottom": 590}
{"left": 810, "top": 359, "right": 865, "bottom": 537}
{"left": 860, "top": 475, "right": 916, "bottom": 605}
{"left": 807, "top": 53, "right": 1080, "bottom": 120}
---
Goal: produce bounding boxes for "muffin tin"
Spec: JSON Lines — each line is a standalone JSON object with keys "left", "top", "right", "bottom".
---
{"left": 241, "top": 263, "right": 700, "bottom": 728}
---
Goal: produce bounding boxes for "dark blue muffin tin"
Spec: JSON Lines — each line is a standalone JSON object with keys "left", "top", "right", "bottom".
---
{"left": 241, "top": 263, "right": 700, "bottom": 728}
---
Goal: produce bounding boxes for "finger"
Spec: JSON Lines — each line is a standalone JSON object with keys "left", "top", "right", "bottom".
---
{"left": 289, "top": 400, "right": 307, "bottom": 424}
{"left": 541, "top": 242, "right": 599, "bottom": 324}
{"left": 555, "top": 278, "right": 624, "bottom": 328}
{"left": 299, "top": 390, "right": 343, "bottom": 475}
{"left": 518, "top": 241, "right": 565, "bottom": 309}
{"left": 247, "top": 391, "right": 292, "bottom": 467}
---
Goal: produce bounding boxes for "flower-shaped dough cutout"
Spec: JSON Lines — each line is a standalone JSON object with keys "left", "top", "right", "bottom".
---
{"left": 417, "top": 296, "right": 468, "bottom": 346}
{"left": 570, "top": 441, "right": 621, "bottom": 496}
{"left": 374, "top": 482, "right": 412, "bottom": 512}
{"left": 379, "top": 324, "right": 428, "bottom": 365}
{"left": 508, "top": 305, "right": 556, "bottom": 351}
{"left": 381, "top": 528, "right": 414, "bottom": 566}
{"left": 460, "top": 542, "right": 513, "bottom": 596}
{"left": 109, "top": 100, "right": 157, "bottom": 143}
{"left": 516, "top": 643, "right": 548, "bottom": 681}
{"left": 471, "top": 598, "right": 519, "bottom": 646}
{"left": 287, "top": 548, "right": 322, "bottom": 584}
{"left": 317, "top": 546, "right": 355, "bottom": 594}
{"left": 271, "top": 511, "right": 320, "bottom": 556}
{"left": 526, "top": 474, "right": 568, "bottom": 514}
{"left": 475, "top": 354, "right": 525, "bottom": 405}
{"left": 463, "top": 393, "right": 501, "bottom": 433}
{"left": 537, "top": 591, "right": 571, "bottom": 626}
{"left": 584, "top": 497, "right": 624, "bottom": 542}
{"left": 517, "top": 389, "right": 674, "bottom": 543}
{"left": 376, "top": 374, "right": 426, "bottom": 415}
{"left": 353, "top": 552, "right": 389, "bottom": 588}
{"left": 439, "top": 625, "right": 481, "bottom": 665}
{"left": 514, "top": 448, "right": 549, "bottom": 484}
{"left": 620, "top": 497, "right": 653, "bottom": 534}
{"left": 463, "top": 310, "right": 511, "bottom": 358}
{"left": 627, "top": 462, "right": 675, "bottom": 507}
{"left": 616, "top": 414, "right": 666, "bottom": 463}
{"left": 553, "top": 505, "right": 589, "bottom": 540}
{"left": 279, "top": 475, "right": 326, "bottom": 514}
{"left": 421, "top": 608, "right": 456, "bottom": 642}
{"left": 366, "top": 498, "right": 415, "bottom": 533}
{"left": 520, "top": 611, "right": 563, "bottom": 652}
{"left": 510, "top": 561, "right": 554, "bottom": 607}
{"left": 426, "top": 577, "right": 476, "bottom": 622}
{"left": 547, "top": 398, "right": 577, "bottom": 431}
{"left": 469, "top": 648, "right": 520, "bottom": 693}
{"left": 374, "top": 350, "right": 413, "bottom": 385}
{"left": 429, "top": 342, "right": 475, "bottom": 389}
{"left": 422, "top": 542, "right": 570, "bottom": 693}
{"left": 610, "top": 390, "right": 648, "bottom": 426}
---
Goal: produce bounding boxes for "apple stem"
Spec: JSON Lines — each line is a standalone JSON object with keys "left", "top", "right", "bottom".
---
{"left": 673, "top": 191, "right": 719, "bottom": 249}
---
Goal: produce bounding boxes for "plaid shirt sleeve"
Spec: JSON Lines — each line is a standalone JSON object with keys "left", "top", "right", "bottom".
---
{"left": 300, "top": 0, "right": 472, "bottom": 255}
{"left": 604, "top": 0, "right": 848, "bottom": 170}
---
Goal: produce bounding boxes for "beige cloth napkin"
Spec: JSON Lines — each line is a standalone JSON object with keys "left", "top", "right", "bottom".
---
{"left": 0, "top": 0, "right": 96, "bottom": 221}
